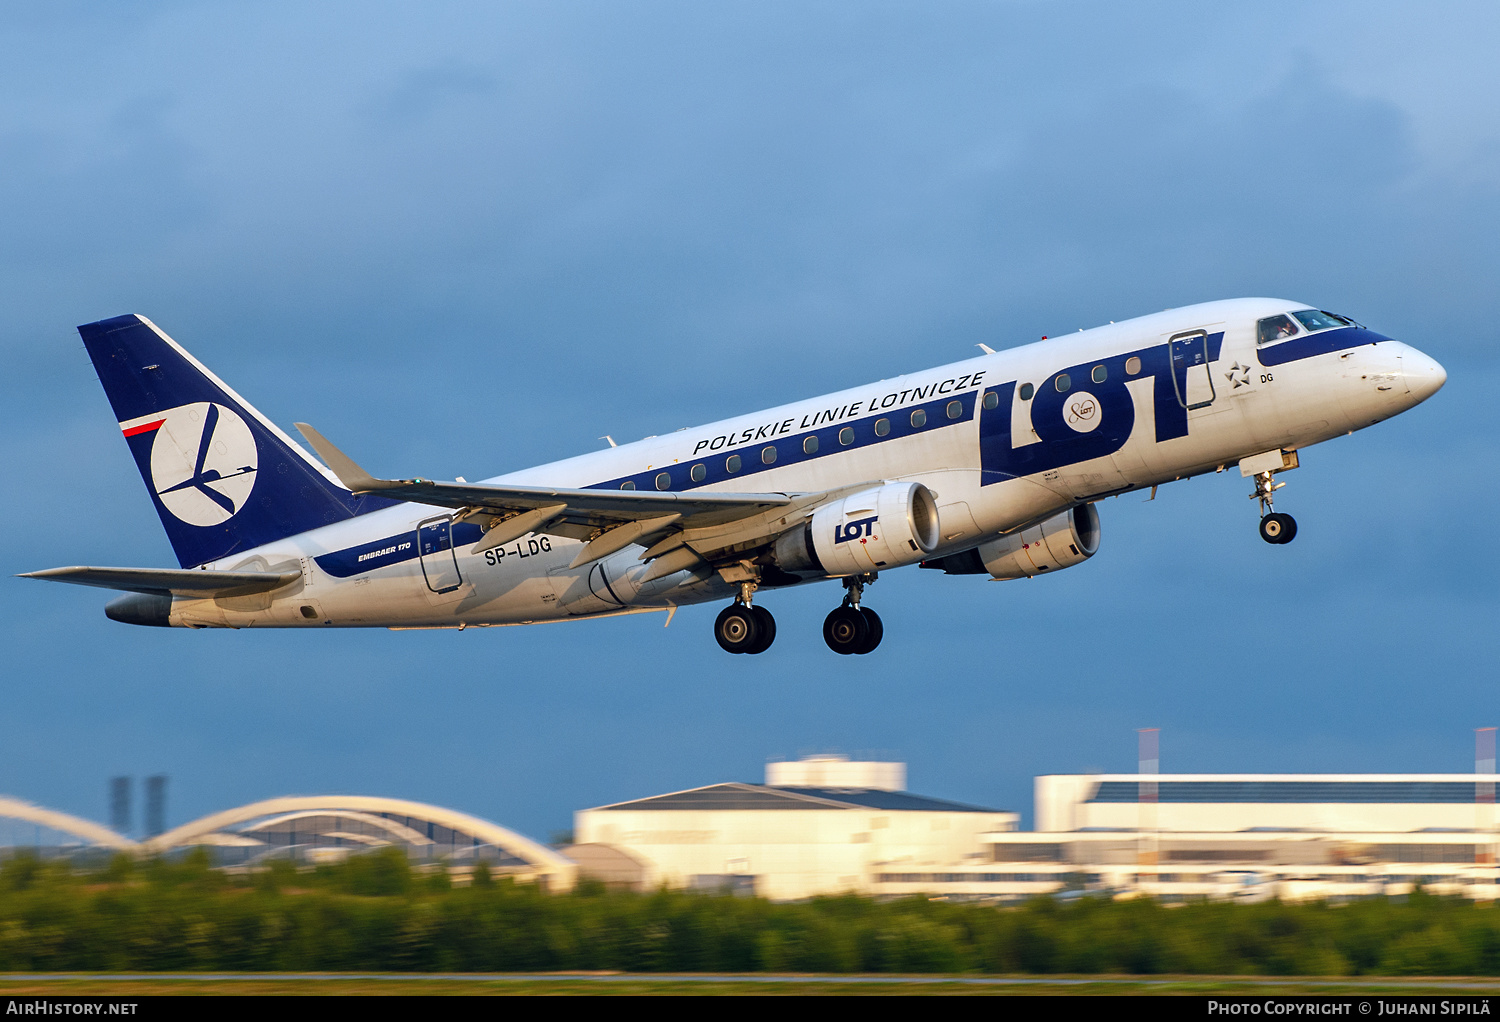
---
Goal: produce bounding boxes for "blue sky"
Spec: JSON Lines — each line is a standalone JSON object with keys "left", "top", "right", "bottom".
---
{"left": 2, "top": 2, "right": 1497, "bottom": 839}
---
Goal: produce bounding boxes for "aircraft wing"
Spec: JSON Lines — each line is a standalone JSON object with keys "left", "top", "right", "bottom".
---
{"left": 294, "top": 423, "right": 792, "bottom": 532}
{"left": 19, "top": 566, "right": 301, "bottom": 597}
{"left": 294, "top": 423, "right": 868, "bottom": 574}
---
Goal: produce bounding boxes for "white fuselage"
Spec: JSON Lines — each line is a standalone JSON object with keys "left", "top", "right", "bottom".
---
{"left": 173, "top": 298, "right": 1443, "bottom": 629}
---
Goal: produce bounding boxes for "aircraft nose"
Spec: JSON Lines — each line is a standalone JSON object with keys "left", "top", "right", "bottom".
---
{"left": 1402, "top": 346, "right": 1447, "bottom": 405}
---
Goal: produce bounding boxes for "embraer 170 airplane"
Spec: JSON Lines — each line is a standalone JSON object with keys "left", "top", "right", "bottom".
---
{"left": 23, "top": 298, "right": 1443, "bottom": 654}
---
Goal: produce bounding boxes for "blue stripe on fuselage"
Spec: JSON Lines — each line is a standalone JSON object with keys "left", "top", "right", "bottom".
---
{"left": 316, "top": 520, "right": 483, "bottom": 578}
{"left": 597, "top": 390, "right": 979, "bottom": 493}
{"left": 1256, "top": 326, "right": 1389, "bottom": 367}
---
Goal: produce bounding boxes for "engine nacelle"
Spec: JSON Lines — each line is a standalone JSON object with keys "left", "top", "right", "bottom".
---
{"left": 776, "top": 482, "right": 940, "bottom": 576}
{"left": 979, "top": 503, "right": 1099, "bottom": 579}
{"left": 923, "top": 504, "right": 1100, "bottom": 579}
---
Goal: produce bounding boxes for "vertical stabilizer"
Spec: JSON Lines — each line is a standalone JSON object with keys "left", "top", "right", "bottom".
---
{"left": 79, "top": 314, "right": 394, "bottom": 567}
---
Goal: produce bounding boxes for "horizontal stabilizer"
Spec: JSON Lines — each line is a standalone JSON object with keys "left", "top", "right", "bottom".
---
{"left": 19, "top": 566, "right": 300, "bottom": 597}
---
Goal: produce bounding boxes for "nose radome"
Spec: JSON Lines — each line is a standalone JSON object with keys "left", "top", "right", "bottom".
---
{"left": 1402, "top": 346, "right": 1447, "bottom": 405}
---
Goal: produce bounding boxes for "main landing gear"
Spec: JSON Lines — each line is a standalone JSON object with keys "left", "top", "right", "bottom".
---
{"left": 823, "top": 574, "right": 882, "bottom": 655}
{"left": 1251, "top": 469, "right": 1298, "bottom": 545}
{"left": 714, "top": 582, "right": 776, "bottom": 654}
{"left": 711, "top": 574, "right": 884, "bottom": 655}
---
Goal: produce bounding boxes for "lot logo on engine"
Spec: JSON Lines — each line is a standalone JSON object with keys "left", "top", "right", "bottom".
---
{"left": 835, "top": 515, "right": 878, "bottom": 544}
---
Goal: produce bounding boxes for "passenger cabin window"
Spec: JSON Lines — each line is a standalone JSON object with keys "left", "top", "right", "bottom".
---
{"left": 1019, "top": 382, "right": 1035, "bottom": 400}
{"left": 982, "top": 391, "right": 999, "bottom": 411}
{"left": 655, "top": 471, "right": 672, "bottom": 490}
{"left": 690, "top": 463, "right": 706, "bottom": 482}
{"left": 839, "top": 426, "right": 855, "bottom": 445}
{"left": 1257, "top": 315, "right": 1300, "bottom": 345}
{"left": 725, "top": 454, "right": 741, "bottom": 473}
{"left": 1125, "top": 357, "right": 1141, "bottom": 376}
{"left": 1291, "top": 309, "right": 1353, "bottom": 332}
{"left": 874, "top": 417, "right": 890, "bottom": 436}
{"left": 910, "top": 408, "right": 927, "bottom": 428}
{"left": 1091, "top": 365, "right": 1107, "bottom": 384}
{"left": 803, "top": 435, "right": 819, "bottom": 454}
{"left": 946, "top": 399, "right": 963, "bottom": 419}
{"left": 620, "top": 480, "right": 636, "bottom": 490}
{"left": 1055, "top": 373, "right": 1071, "bottom": 393}
{"left": 761, "top": 445, "right": 777, "bottom": 465}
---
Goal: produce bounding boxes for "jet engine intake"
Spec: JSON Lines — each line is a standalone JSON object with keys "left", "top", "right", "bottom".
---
{"left": 977, "top": 503, "right": 1099, "bottom": 579}
{"left": 787, "top": 482, "right": 940, "bottom": 576}
{"left": 924, "top": 504, "right": 1100, "bottom": 579}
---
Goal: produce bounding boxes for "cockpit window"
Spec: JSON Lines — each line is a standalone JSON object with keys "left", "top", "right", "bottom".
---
{"left": 1257, "top": 315, "right": 1300, "bottom": 345}
{"left": 1291, "top": 309, "right": 1354, "bottom": 332}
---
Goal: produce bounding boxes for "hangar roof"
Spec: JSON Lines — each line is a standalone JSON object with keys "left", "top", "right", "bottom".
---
{"left": 588, "top": 782, "right": 1001, "bottom": 813}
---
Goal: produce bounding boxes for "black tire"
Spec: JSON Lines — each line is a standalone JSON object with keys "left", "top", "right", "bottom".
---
{"left": 823, "top": 606, "right": 868, "bottom": 655}
{"left": 1277, "top": 513, "right": 1298, "bottom": 544}
{"left": 714, "top": 604, "right": 760, "bottom": 654}
{"left": 1266, "top": 510, "right": 1290, "bottom": 543}
{"left": 855, "top": 607, "right": 883, "bottom": 654}
{"left": 746, "top": 605, "right": 777, "bottom": 654}
{"left": 1259, "top": 512, "right": 1297, "bottom": 545}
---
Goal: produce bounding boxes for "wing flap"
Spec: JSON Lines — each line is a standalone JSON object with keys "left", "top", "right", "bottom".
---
{"left": 20, "top": 566, "right": 301, "bottom": 597}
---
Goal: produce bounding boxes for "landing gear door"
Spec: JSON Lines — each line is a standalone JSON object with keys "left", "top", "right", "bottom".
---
{"left": 417, "top": 515, "right": 464, "bottom": 594}
{"left": 1169, "top": 330, "right": 1216, "bottom": 411}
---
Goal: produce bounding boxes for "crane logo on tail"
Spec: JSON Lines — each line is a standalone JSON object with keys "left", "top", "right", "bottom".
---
{"left": 123, "top": 402, "right": 259, "bottom": 526}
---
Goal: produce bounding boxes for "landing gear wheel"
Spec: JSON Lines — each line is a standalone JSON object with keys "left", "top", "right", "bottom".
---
{"left": 1259, "top": 512, "right": 1298, "bottom": 545}
{"left": 855, "top": 607, "right": 883, "bottom": 654}
{"left": 714, "top": 604, "right": 760, "bottom": 654}
{"left": 745, "top": 605, "right": 776, "bottom": 654}
{"left": 823, "top": 606, "right": 869, "bottom": 655}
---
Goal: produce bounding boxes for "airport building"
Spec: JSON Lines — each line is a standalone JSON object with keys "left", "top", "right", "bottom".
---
{"left": 572, "top": 756, "right": 1018, "bottom": 901}
{"left": 871, "top": 774, "right": 1500, "bottom": 902}
{"left": 570, "top": 761, "right": 1500, "bottom": 902}
{"left": 5, "top": 758, "right": 1500, "bottom": 904}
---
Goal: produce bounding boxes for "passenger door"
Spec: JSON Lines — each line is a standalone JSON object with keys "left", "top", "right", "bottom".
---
{"left": 1169, "top": 330, "right": 1217, "bottom": 411}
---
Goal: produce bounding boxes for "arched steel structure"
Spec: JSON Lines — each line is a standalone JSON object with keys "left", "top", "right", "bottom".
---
{"left": 0, "top": 796, "right": 134, "bottom": 851}
{"left": 240, "top": 810, "right": 435, "bottom": 848}
{"left": 145, "top": 795, "right": 575, "bottom": 889}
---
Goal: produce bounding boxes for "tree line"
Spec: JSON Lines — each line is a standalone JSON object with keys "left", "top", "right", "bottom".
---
{"left": 0, "top": 849, "right": 1495, "bottom": 974}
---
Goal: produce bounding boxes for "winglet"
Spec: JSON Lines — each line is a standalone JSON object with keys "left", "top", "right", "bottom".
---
{"left": 293, "top": 424, "right": 389, "bottom": 493}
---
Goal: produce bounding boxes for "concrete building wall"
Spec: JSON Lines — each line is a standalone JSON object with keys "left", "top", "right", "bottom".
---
{"left": 1036, "top": 775, "right": 1500, "bottom": 834}
{"left": 576, "top": 807, "right": 1014, "bottom": 901}
{"left": 1076, "top": 802, "right": 1498, "bottom": 833}
{"left": 765, "top": 757, "right": 906, "bottom": 791}
{"left": 1035, "top": 775, "right": 1100, "bottom": 831}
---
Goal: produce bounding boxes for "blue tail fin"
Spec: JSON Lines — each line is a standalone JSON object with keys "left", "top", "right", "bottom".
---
{"left": 79, "top": 314, "right": 395, "bottom": 567}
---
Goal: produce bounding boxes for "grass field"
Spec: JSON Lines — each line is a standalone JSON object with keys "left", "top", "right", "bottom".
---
{"left": 1, "top": 974, "right": 1499, "bottom": 995}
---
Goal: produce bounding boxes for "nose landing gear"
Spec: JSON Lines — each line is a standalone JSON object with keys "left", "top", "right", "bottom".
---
{"left": 1251, "top": 470, "right": 1298, "bottom": 545}
{"left": 714, "top": 581, "right": 776, "bottom": 654}
{"left": 823, "top": 574, "right": 882, "bottom": 655}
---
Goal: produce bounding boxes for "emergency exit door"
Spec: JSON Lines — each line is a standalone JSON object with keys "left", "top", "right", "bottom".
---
{"left": 417, "top": 515, "right": 463, "bottom": 594}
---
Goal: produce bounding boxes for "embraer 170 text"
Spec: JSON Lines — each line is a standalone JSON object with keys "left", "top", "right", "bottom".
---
{"left": 24, "top": 299, "right": 1444, "bottom": 654}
